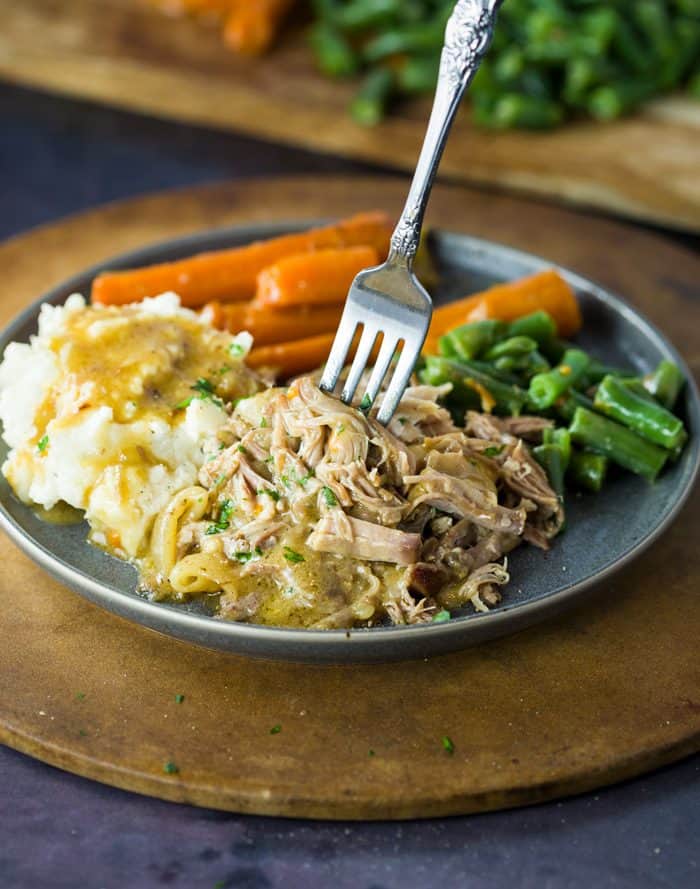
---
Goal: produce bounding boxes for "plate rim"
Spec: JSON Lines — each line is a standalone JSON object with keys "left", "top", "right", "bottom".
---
{"left": 1, "top": 222, "right": 699, "bottom": 662}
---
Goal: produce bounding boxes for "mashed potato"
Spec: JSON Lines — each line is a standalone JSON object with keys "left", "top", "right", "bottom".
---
{"left": 0, "top": 293, "right": 260, "bottom": 558}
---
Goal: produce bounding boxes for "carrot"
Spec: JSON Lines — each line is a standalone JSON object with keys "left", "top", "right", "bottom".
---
{"left": 200, "top": 301, "right": 249, "bottom": 332}
{"left": 424, "top": 269, "right": 581, "bottom": 354}
{"left": 202, "top": 300, "right": 343, "bottom": 345}
{"left": 91, "top": 211, "right": 392, "bottom": 308}
{"left": 223, "top": 0, "right": 295, "bottom": 55}
{"left": 247, "top": 332, "right": 336, "bottom": 377}
{"left": 255, "top": 246, "right": 378, "bottom": 309}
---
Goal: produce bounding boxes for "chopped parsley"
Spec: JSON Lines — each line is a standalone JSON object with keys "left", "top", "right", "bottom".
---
{"left": 234, "top": 546, "right": 263, "bottom": 563}
{"left": 163, "top": 761, "right": 179, "bottom": 775}
{"left": 337, "top": 424, "right": 345, "bottom": 433}
{"left": 483, "top": 445, "right": 504, "bottom": 458}
{"left": 260, "top": 417, "right": 268, "bottom": 428}
{"left": 441, "top": 735, "right": 455, "bottom": 755}
{"left": 175, "top": 377, "right": 224, "bottom": 410}
{"left": 217, "top": 364, "right": 232, "bottom": 375}
{"left": 213, "top": 473, "right": 227, "bottom": 489}
{"left": 37, "top": 434, "right": 49, "bottom": 453}
{"left": 321, "top": 486, "right": 338, "bottom": 507}
{"left": 359, "top": 394, "right": 372, "bottom": 413}
{"left": 270, "top": 724, "right": 282, "bottom": 735}
{"left": 258, "top": 488, "right": 280, "bottom": 502}
{"left": 237, "top": 444, "right": 248, "bottom": 455}
{"left": 75, "top": 691, "right": 86, "bottom": 701}
{"left": 175, "top": 694, "right": 185, "bottom": 704}
{"left": 283, "top": 546, "right": 305, "bottom": 564}
{"left": 205, "top": 499, "right": 234, "bottom": 535}
{"left": 229, "top": 341, "right": 245, "bottom": 357}
{"left": 368, "top": 749, "right": 376, "bottom": 757}
{"left": 432, "top": 610, "right": 451, "bottom": 623}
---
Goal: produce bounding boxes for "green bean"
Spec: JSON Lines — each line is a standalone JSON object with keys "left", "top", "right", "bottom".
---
{"left": 506, "top": 310, "right": 557, "bottom": 346}
{"left": 594, "top": 374, "right": 686, "bottom": 450}
{"left": 349, "top": 68, "right": 395, "bottom": 126}
{"left": 398, "top": 53, "right": 441, "bottom": 94}
{"left": 484, "top": 94, "right": 563, "bottom": 130}
{"left": 494, "top": 349, "right": 550, "bottom": 381}
{"left": 554, "top": 389, "right": 594, "bottom": 423}
{"left": 309, "top": 23, "right": 358, "bottom": 78}
{"left": 362, "top": 21, "right": 445, "bottom": 63}
{"left": 544, "top": 426, "right": 572, "bottom": 466}
{"left": 533, "top": 443, "right": 567, "bottom": 499}
{"left": 332, "top": 0, "right": 402, "bottom": 31}
{"left": 439, "top": 319, "right": 507, "bottom": 361}
{"left": 419, "top": 356, "right": 529, "bottom": 417}
{"left": 588, "top": 80, "right": 658, "bottom": 120}
{"left": 642, "top": 360, "right": 685, "bottom": 410}
{"left": 569, "top": 407, "right": 668, "bottom": 481}
{"left": 577, "top": 358, "right": 632, "bottom": 389}
{"left": 567, "top": 450, "right": 608, "bottom": 492}
{"left": 483, "top": 336, "right": 538, "bottom": 361}
{"left": 528, "top": 348, "right": 590, "bottom": 409}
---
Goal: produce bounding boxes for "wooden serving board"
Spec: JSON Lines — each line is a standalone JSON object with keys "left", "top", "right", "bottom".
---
{"left": 1, "top": 0, "right": 699, "bottom": 233}
{"left": 0, "top": 176, "right": 699, "bottom": 820}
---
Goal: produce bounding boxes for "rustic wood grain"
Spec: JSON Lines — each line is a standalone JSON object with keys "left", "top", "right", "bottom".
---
{"left": 1, "top": 0, "right": 698, "bottom": 232}
{"left": 0, "top": 176, "right": 698, "bottom": 819}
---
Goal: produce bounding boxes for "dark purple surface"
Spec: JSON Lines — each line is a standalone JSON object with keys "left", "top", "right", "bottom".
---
{"left": 1, "top": 83, "right": 698, "bottom": 889}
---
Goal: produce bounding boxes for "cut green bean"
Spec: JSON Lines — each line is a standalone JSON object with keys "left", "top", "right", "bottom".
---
{"left": 533, "top": 443, "right": 567, "bottom": 499}
{"left": 420, "top": 356, "right": 529, "bottom": 417}
{"left": 349, "top": 68, "right": 395, "bottom": 126}
{"left": 483, "top": 336, "right": 538, "bottom": 361}
{"left": 528, "top": 348, "right": 590, "bottom": 409}
{"left": 569, "top": 407, "right": 668, "bottom": 481}
{"left": 554, "top": 390, "right": 594, "bottom": 423}
{"left": 568, "top": 450, "right": 608, "bottom": 492}
{"left": 308, "top": 23, "right": 358, "bottom": 78}
{"left": 440, "top": 319, "right": 507, "bottom": 361}
{"left": 506, "top": 310, "right": 557, "bottom": 346}
{"left": 594, "top": 374, "right": 686, "bottom": 450}
{"left": 642, "top": 360, "right": 685, "bottom": 410}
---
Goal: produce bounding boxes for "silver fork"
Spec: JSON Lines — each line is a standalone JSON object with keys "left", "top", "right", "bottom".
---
{"left": 319, "top": 0, "right": 503, "bottom": 425}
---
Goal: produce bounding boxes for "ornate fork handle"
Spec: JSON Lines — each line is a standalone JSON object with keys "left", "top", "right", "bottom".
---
{"left": 389, "top": 0, "right": 503, "bottom": 262}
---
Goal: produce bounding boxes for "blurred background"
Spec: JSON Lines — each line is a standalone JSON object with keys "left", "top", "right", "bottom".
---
{"left": 1, "top": 0, "right": 698, "bottom": 232}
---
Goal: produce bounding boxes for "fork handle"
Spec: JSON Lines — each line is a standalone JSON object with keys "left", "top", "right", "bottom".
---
{"left": 389, "top": 0, "right": 502, "bottom": 263}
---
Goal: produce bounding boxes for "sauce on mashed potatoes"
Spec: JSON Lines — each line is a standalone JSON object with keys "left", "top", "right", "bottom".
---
{"left": 0, "top": 293, "right": 261, "bottom": 558}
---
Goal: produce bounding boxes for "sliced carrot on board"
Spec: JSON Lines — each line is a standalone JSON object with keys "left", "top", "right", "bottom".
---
{"left": 223, "top": 0, "right": 295, "bottom": 55}
{"left": 91, "top": 211, "right": 393, "bottom": 308}
{"left": 255, "top": 245, "right": 378, "bottom": 309}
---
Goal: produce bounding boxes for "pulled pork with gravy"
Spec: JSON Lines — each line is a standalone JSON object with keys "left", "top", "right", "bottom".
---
{"left": 148, "top": 376, "right": 563, "bottom": 628}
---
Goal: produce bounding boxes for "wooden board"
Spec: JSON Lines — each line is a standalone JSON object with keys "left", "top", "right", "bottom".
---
{"left": 1, "top": 0, "right": 699, "bottom": 233}
{"left": 0, "top": 176, "right": 699, "bottom": 820}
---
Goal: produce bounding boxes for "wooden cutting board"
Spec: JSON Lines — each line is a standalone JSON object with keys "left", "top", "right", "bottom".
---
{"left": 1, "top": 0, "right": 699, "bottom": 233}
{"left": 0, "top": 176, "right": 699, "bottom": 820}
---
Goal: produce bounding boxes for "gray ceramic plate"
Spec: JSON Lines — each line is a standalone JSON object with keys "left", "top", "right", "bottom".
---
{"left": 1, "top": 223, "right": 698, "bottom": 663}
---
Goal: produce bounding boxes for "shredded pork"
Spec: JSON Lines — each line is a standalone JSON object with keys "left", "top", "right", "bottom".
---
{"left": 170, "top": 376, "right": 563, "bottom": 629}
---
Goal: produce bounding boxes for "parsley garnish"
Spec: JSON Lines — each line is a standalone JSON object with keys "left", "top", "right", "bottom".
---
{"left": 234, "top": 546, "right": 263, "bottom": 563}
{"left": 229, "top": 342, "right": 245, "bottom": 357}
{"left": 237, "top": 444, "right": 248, "bottom": 455}
{"left": 37, "top": 435, "right": 49, "bottom": 453}
{"left": 213, "top": 473, "right": 227, "bottom": 489}
{"left": 368, "top": 749, "right": 376, "bottom": 757}
{"left": 483, "top": 445, "right": 504, "bottom": 458}
{"left": 175, "top": 377, "right": 223, "bottom": 410}
{"left": 441, "top": 736, "right": 455, "bottom": 755}
{"left": 359, "top": 394, "right": 372, "bottom": 413}
{"left": 75, "top": 691, "right": 86, "bottom": 701}
{"left": 192, "top": 378, "right": 214, "bottom": 395}
{"left": 270, "top": 724, "right": 282, "bottom": 735}
{"left": 217, "top": 364, "right": 232, "bottom": 375}
{"left": 321, "top": 486, "right": 338, "bottom": 507}
{"left": 205, "top": 499, "right": 234, "bottom": 535}
{"left": 432, "top": 610, "right": 451, "bottom": 623}
{"left": 175, "top": 694, "right": 185, "bottom": 704}
{"left": 337, "top": 424, "right": 345, "bottom": 433}
{"left": 163, "top": 761, "right": 179, "bottom": 774}
{"left": 258, "top": 488, "right": 280, "bottom": 502}
{"left": 260, "top": 417, "right": 268, "bottom": 428}
{"left": 283, "top": 546, "right": 304, "bottom": 564}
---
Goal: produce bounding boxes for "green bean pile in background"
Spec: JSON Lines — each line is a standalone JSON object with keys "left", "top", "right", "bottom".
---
{"left": 418, "top": 310, "right": 689, "bottom": 513}
{"left": 309, "top": 0, "right": 700, "bottom": 129}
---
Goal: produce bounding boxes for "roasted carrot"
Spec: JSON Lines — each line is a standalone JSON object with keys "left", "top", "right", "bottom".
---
{"left": 255, "top": 246, "right": 378, "bottom": 309}
{"left": 200, "top": 301, "right": 249, "bottom": 332}
{"left": 202, "top": 300, "right": 344, "bottom": 345}
{"left": 247, "top": 332, "right": 336, "bottom": 376}
{"left": 91, "top": 212, "right": 392, "bottom": 308}
{"left": 424, "top": 269, "right": 581, "bottom": 354}
{"left": 223, "top": 0, "right": 295, "bottom": 55}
